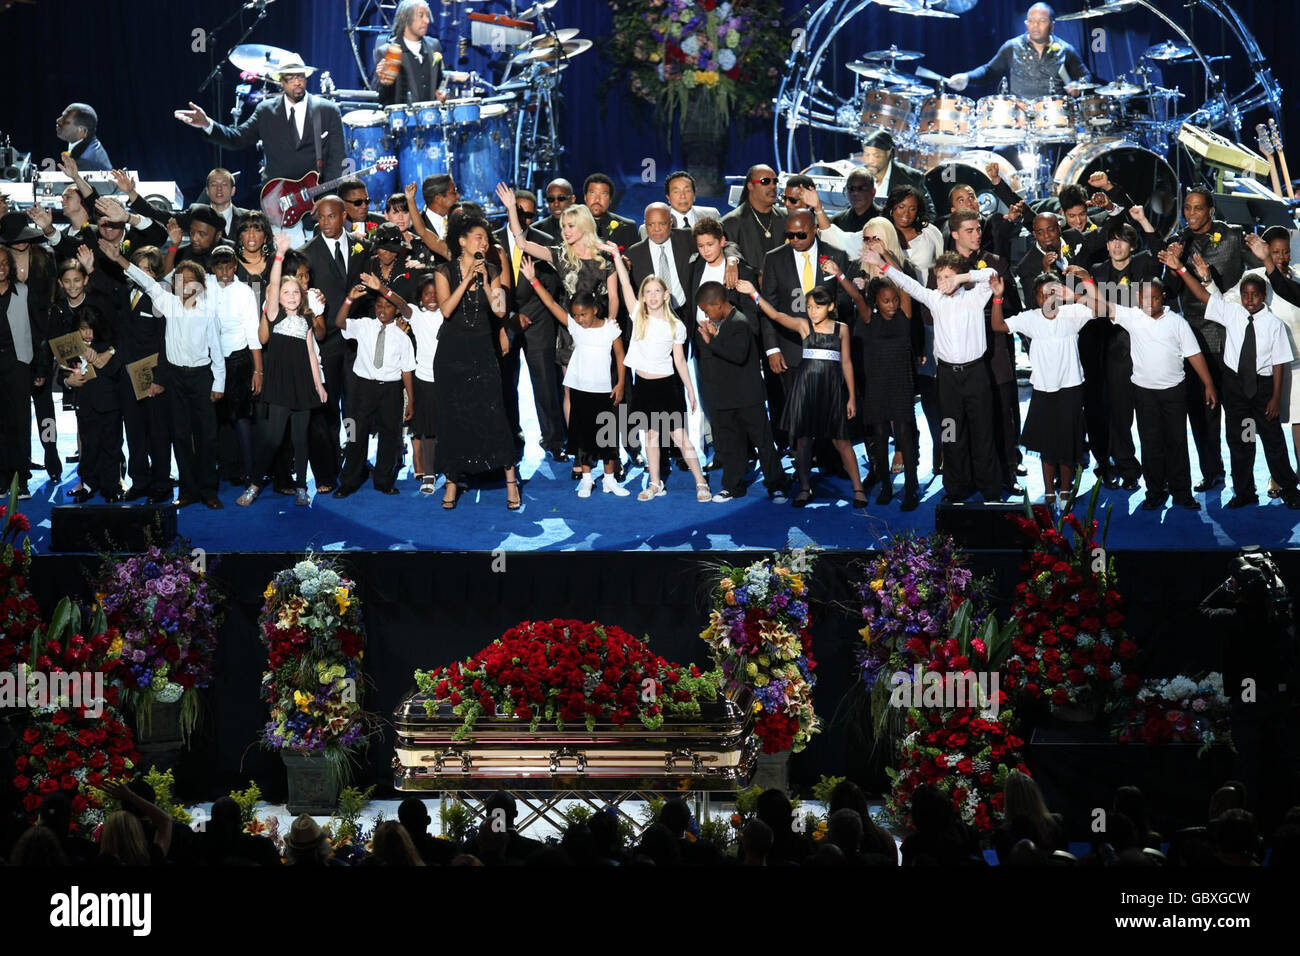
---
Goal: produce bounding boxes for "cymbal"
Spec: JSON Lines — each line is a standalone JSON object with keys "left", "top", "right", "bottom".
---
{"left": 889, "top": 83, "right": 934, "bottom": 97}
{"left": 1069, "top": 79, "right": 1101, "bottom": 91}
{"left": 1143, "top": 40, "right": 1194, "bottom": 62}
{"left": 229, "top": 43, "right": 298, "bottom": 76}
{"left": 846, "top": 62, "right": 912, "bottom": 85}
{"left": 860, "top": 45, "right": 924, "bottom": 63}
{"left": 522, "top": 28, "right": 580, "bottom": 49}
{"left": 516, "top": 0, "right": 557, "bottom": 19}
{"left": 515, "top": 38, "right": 592, "bottom": 63}
{"left": 1096, "top": 80, "right": 1144, "bottom": 98}
{"left": 1056, "top": 0, "right": 1138, "bottom": 21}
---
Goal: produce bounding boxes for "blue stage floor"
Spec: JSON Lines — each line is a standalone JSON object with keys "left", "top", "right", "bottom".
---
{"left": 17, "top": 375, "right": 1300, "bottom": 554}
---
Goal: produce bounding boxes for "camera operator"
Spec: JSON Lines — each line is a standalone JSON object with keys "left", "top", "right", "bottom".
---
{"left": 1199, "top": 549, "right": 1297, "bottom": 831}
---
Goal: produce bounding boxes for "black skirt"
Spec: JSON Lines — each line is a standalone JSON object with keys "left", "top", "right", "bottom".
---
{"left": 224, "top": 347, "right": 256, "bottom": 419}
{"left": 410, "top": 376, "right": 437, "bottom": 437}
{"left": 1022, "top": 384, "right": 1086, "bottom": 465}
{"left": 566, "top": 387, "right": 616, "bottom": 466}
{"left": 630, "top": 372, "right": 687, "bottom": 446}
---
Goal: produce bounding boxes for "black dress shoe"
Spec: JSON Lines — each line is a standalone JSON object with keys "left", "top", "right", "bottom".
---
{"left": 176, "top": 497, "right": 198, "bottom": 508}
{"left": 876, "top": 485, "right": 894, "bottom": 506}
{"left": 332, "top": 487, "right": 353, "bottom": 499}
{"left": 613, "top": 464, "right": 627, "bottom": 483}
{"left": 70, "top": 488, "right": 94, "bottom": 504}
{"left": 900, "top": 489, "right": 920, "bottom": 512}
{"left": 861, "top": 469, "right": 879, "bottom": 491}
{"left": 1141, "top": 494, "right": 1166, "bottom": 511}
{"left": 1193, "top": 474, "right": 1224, "bottom": 492}
{"left": 377, "top": 486, "right": 400, "bottom": 495}
{"left": 101, "top": 490, "right": 123, "bottom": 503}
{"left": 65, "top": 453, "right": 80, "bottom": 464}
{"left": 1015, "top": 463, "right": 1028, "bottom": 477}
{"left": 1121, "top": 477, "right": 1141, "bottom": 491}
{"left": 550, "top": 450, "right": 570, "bottom": 463}
{"left": 628, "top": 452, "right": 645, "bottom": 468}
{"left": 1284, "top": 494, "right": 1300, "bottom": 510}
{"left": 28, "top": 461, "right": 45, "bottom": 472}
{"left": 122, "top": 485, "right": 149, "bottom": 502}
{"left": 1102, "top": 473, "right": 1121, "bottom": 490}
{"left": 1173, "top": 494, "right": 1201, "bottom": 510}
{"left": 1225, "top": 494, "right": 1258, "bottom": 509}
{"left": 1005, "top": 482, "right": 1026, "bottom": 497}
{"left": 203, "top": 498, "right": 224, "bottom": 510}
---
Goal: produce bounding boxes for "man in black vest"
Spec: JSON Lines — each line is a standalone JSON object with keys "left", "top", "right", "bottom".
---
{"left": 373, "top": 0, "right": 447, "bottom": 106}
{"left": 296, "top": 196, "right": 371, "bottom": 492}
{"left": 174, "top": 57, "right": 345, "bottom": 190}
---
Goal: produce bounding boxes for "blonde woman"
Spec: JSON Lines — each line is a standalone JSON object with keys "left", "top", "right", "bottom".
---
{"left": 605, "top": 240, "right": 710, "bottom": 502}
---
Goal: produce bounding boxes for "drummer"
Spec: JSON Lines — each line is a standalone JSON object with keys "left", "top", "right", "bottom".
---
{"left": 948, "top": 3, "right": 1092, "bottom": 100}
{"left": 373, "top": 0, "right": 447, "bottom": 106}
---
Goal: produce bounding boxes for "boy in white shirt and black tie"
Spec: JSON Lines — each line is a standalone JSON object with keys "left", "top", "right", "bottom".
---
{"left": 332, "top": 273, "right": 417, "bottom": 497}
{"left": 1161, "top": 249, "right": 1300, "bottom": 509}
{"left": 1081, "top": 275, "right": 1217, "bottom": 511}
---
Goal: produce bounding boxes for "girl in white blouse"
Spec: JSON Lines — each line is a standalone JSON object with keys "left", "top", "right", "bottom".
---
{"left": 606, "top": 241, "right": 711, "bottom": 502}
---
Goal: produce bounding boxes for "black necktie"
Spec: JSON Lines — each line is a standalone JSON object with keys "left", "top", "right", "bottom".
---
{"left": 333, "top": 239, "right": 346, "bottom": 277}
{"left": 1239, "top": 314, "right": 1257, "bottom": 399}
{"left": 679, "top": 214, "right": 688, "bottom": 229}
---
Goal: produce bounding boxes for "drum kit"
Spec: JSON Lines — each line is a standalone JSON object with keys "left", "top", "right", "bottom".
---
{"left": 826, "top": 39, "right": 1200, "bottom": 232}
{"left": 223, "top": 0, "right": 588, "bottom": 219}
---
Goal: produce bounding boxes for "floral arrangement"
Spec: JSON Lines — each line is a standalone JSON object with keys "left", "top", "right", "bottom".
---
{"left": 1004, "top": 495, "right": 1138, "bottom": 709}
{"left": 855, "top": 533, "right": 989, "bottom": 692}
{"left": 416, "top": 619, "right": 723, "bottom": 738}
{"left": 604, "top": 0, "right": 787, "bottom": 130}
{"left": 10, "top": 601, "right": 140, "bottom": 835}
{"left": 1111, "top": 672, "right": 1231, "bottom": 753}
{"left": 700, "top": 552, "right": 819, "bottom": 754}
{"left": 885, "top": 602, "right": 1028, "bottom": 833}
{"left": 93, "top": 541, "right": 222, "bottom": 740}
{"left": 258, "top": 556, "right": 368, "bottom": 773}
{"left": 0, "top": 478, "right": 38, "bottom": 672}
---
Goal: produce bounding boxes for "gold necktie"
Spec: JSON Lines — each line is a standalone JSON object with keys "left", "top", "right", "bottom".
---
{"left": 512, "top": 240, "right": 522, "bottom": 283}
{"left": 801, "top": 252, "right": 814, "bottom": 294}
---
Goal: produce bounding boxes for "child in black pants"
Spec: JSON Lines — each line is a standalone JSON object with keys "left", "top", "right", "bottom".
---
{"left": 695, "top": 281, "right": 789, "bottom": 502}
{"left": 63, "top": 307, "right": 123, "bottom": 502}
{"left": 332, "top": 274, "right": 416, "bottom": 497}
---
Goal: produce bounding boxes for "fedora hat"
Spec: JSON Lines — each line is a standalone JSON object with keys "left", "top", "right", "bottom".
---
{"left": 285, "top": 812, "right": 328, "bottom": 851}
{"left": 0, "top": 212, "right": 45, "bottom": 245}
{"left": 269, "top": 55, "right": 317, "bottom": 81}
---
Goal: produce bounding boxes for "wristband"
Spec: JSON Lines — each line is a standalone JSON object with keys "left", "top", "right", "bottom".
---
{"left": 252, "top": 370, "right": 263, "bottom": 375}
{"left": 992, "top": 297, "right": 1004, "bottom": 304}
{"left": 1177, "top": 267, "right": 1187, "bottom": 275}
{"left": 274, "top": 254, "right": 285, "bottom": 262}
{"left": 383, "top": 288, "right": 392, "bottom": 297}
{"left": 530, "top": 279, "right": 541, "bottom": 288}
{"left": 343, "top": 297, "right": 352, "bottom": 306}
{"left": 750, "top": 291, "right": 761, "bottom": 303}
{"left": 1082, "top": 278, "right": 1096, "bottom": 285}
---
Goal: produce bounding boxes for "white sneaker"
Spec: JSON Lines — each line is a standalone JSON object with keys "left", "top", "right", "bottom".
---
{"left": 602, "top": 473, "right": 630, "bottom": 497}
{"left": 577, "top": 474, "right": 596, "bottom": 498}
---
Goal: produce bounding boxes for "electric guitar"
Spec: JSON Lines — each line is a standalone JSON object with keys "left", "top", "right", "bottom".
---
{"left": 1269, "top": 118, "right": 1295, "bottom": 200}
{"left": 260, "top": 156, "right": 399, "bottom": 228}
{"left": 1257, "top": 123, "right": 1284, "bottom": 196}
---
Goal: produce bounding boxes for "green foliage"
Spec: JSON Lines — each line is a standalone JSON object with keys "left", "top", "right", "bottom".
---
{"left": 331, "top": 785, "right": 374, "bottom": 845}
{"left": 563, "top": 805, "right": 593, "bottom": 827}
{"left": 229, "top": 782, "right": 262, "bottom": 827}
{"left": 438, "top": 798, "right": 473, "bottom": 846}
{"left": 699, "top": 816, "right": 733, "bottom": 852}
{"left": 143, "top": 766, "right": 192, "bottom": 825}
{"left": 810, "top": 774, "right": 846, "bottom": 805}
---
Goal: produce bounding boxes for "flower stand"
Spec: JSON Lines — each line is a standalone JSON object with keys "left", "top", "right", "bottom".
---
{"left": 283, "top": 750, "right": 341, "bottom": 815}
{"left": 133, "top": 699, "right": 184, "bottom": 771}
{"left": 750, "top": 749, "right": 791, "bottom": 794}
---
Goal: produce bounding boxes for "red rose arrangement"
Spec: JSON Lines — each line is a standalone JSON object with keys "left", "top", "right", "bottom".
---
{"left": 0, "top": 480, "right": 38, "bottom": 670}
{"left": 415, "top": 619, "right": 722, "bottom": 738}
{"left": 1003, "top": 497, "right": 1138, "bottom": 709}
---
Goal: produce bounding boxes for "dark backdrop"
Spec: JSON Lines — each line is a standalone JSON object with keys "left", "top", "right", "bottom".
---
{"left": 0, "top": 0, "right": 1294, "bottom": 208}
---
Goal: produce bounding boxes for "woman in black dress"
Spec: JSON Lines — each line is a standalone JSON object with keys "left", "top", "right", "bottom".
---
{"left": 433, "top": 212, "right": 521, "bottom": 510}
{"left": 861, "top": 277, "right": 920, "bottom": 511}
{"left": 234, "top": 211, "right": 274, "bottom": 313}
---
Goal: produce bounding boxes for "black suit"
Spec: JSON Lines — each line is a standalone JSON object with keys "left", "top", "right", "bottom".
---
{"left": 591, "top": 210, "right": 637, "bottom": 248}
{"left": 625, "top": 234, "right": 694, "bottom": 310}
{"left": 760, "top": 243, "right": 852, "bottom": 371}
{"left": 720, "top": 202, "right": 787, "bottom": 276}
{"left": 205, "top": 94, "right": 345, "bottom": 184}
{"left": 373, "top": 36, "right": 444, "bottom": 106}
{"left": 533, "top": 214, "right": 564, "bottom": 242}
{"left": 69, "top": 135, "right": 111, "bottom": 172}
{"left": 497, "top": 225, "right": 566, "bottom": 455}
{"left": 701, "top": 307, "right": 787, "bottom": 496}
{"left": 298, "top": 234, "right": 372, "bottom": 487}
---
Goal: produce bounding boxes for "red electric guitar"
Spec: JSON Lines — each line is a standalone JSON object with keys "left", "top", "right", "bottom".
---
{"left": 260, "top": 156, "right": 398, "bottom": 228}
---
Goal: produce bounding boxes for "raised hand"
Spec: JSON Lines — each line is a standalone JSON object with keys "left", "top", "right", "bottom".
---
{"left": 174, "top": 102, "right": 210, "bottom": 129}
{"left": 985, "top": 162, "right": 1002, "bottom": 186}
{"left": 404, "top": 181, "right": 419, "bottom": 209}
{"left": 274, "top": 232, "right": 293, "bottom": 255}
{"left": 108, "top": 168, "right": 135, "bottom": 195}
{"left": 1164, "top": 241, "right": 1184, "bottom": 261}
{"left": 1157, "top": 248, "right": 1183, "bottom": 271}
{"left": 1087, "top": 171, "right": 1114, "bottom": 193}
{"left": 734, "top": 277, "right": 757, "bottom": 297}
{"left": 56, "top": 152, "right": 80, "bottom": 180}
{"left": 989, "top": 272, "right": 1005, "bottom": 296}
{"left": 860, "top": 244, "right": 885, "bottom": 269}
{"left": 519, "top": 256, "right": 536, "bottom": 282}
{"left": 359, "top": 271, "right": 382, "bottom": 291}
{"left": 495, "top": 182, "right": 516, "bottom": 208}
{"left": 821, "top": 258, "right": 842, "bottom": 278}
{"left": 97, "top": 237, "right": 125, "bottom": 264}
{"left": 166, "top": 217, "right": 184, "bottom": 246}
{"left": 76, "top": 244, "right": 94, "bottom": 273}
{"left": 937, "top": 273, "right": 959, "bottom": 295}
{"left": 1008, "top": 201, "right": 1028, "bottom": 221}
{"left": 1089, "top": 192, "right": 1111, "bottom": 209}
{"left": 599, "top": 239, "right": 621, "bottom": 257}
{"left": 27, "top": 203, "right": 53, "bottom": 232}
{"left": 1244, "top": 232, "right": 1269, "bottom": 263}
{"left": 1065, "top": 265, "right": 1091, "bottom": 281}
{"left": 95, "top": 196, "right": 128, "bottom": 223}
{"left": 1128, "top": 204, "right": 1149, "bottom": 225}
{"left": 348, "top": 283, "right": 368, "bottom": 300}
{"left": 1191, "top": 253, "right": 1211, "bottom": 280}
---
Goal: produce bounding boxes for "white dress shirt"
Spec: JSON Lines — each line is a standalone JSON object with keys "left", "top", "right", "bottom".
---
{"left": 694, "top": 259, "right": 727, "bottom": 329}
{"left": 404, "top": 37, "right": 425, "bottom": 62}
{"left": 1003, "top": 304, "right": 1093, "bottom": 391}
{"left": 1113, "top": 305, "right": 1201, "bottom": 389}
{"left": 407, "top": 306, "right": 443, "bottom": 383}
{"left": 425, "top": 209, "right": 447, "bottom": 238}
{"left": 875, "top": 163, "right": 894, "bottom": 197}
{"left": 205, "top": 275, "right": 262, "bottom": 356}
{"left": 1203, "top": 294, "right": 1293, "bottom": 376}
{"left": 648, "top": 238, "right": 685, "bottom": 307}
{"left": 126, "top": 264, "right": 226, "bottom": 391}
{"left": 340, "top": 316, "right": 416, "bottom": 381}
{"left": 287, "top": 98, "right": 305, "bottom": 140}
{"left": 883, "top": 263, "right": 994, "bottom": 364}
{"left": 323, "top": 234, "right": 352, "bottom": 272}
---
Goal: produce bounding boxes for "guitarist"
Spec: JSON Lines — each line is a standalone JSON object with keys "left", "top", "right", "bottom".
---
{"left": 372, "top": 0, "right": 447, "bottom": 106}
{"left": 297, "top": 196, "right": 372, "bottom": 494}
{"left": 174, "top": 56, "right": 344, "bottom": 241}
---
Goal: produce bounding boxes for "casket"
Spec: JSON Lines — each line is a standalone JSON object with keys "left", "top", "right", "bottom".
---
{"left": 392, "top": 688, "right": 759, "bottom": 792}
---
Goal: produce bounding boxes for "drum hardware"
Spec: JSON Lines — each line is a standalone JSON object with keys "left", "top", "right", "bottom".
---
{"left": 516, "top": 0, "right": 559, "bottom": 19}
{"left": 889, "top": 0, "right": 961, "bottom": 19}
{"left": 1096, "top": 80, "right": 1145, "bottom": 99}
{"left": 860, "top": 45, "right": 924, "bottom": 63}
{"left": 845, "top": 62, "right": 912, "bottom": 86}
{"left": 1053, "top": 139, "right": 1181, "bottom": 236}
{"left": 1055, "top": 0, "right": 1140, "bottom": 21}
{"left": 512, "top": 38, "right": 593, "bottom": 64}
{"left": 1143, "top": 40, "right": 1195, "bottom": 63}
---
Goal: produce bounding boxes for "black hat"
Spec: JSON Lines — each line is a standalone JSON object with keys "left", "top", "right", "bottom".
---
{"left": 0, "top": 212, "right": 45, "bottom": 245}
{"left": 187, "top": 203, "right": 225, "bottom": 232}
{"left": 862, "top": 129, "right": 895, "bottom": 152}
{"left": 372, "top": 222, "right": 409, "bottom": 253}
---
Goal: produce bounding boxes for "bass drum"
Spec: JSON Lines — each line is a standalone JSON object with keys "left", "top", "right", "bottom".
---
{"left": 1053, "top": 140, "right": 1179, "bottom": 237}
{"left": 342, "top": 110, "right": 396, "bottom": 208}
{"left": 924, "top": 150, "right": 1022, "bottom": 218}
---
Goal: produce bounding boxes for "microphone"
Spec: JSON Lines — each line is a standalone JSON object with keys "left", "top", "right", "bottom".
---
{"left": 473, "top": 251, "right": 484, "bottom": 289}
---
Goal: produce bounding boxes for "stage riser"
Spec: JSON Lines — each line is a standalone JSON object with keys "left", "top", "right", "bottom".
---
{"left": 25, "top": 549, "right": 1275, "bottom": 800}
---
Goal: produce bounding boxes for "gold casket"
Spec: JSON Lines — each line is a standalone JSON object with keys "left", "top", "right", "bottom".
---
{"left": 392, "top": 688, "right": 759, "bottom": 792}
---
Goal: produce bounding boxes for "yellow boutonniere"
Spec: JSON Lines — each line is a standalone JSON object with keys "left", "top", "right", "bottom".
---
{"left": 1119, "top": 276, "right": 1130, "bottom": 286}
{"left": 976, "top": 260, "right": 988, "bottom": 270}
{"left": 1048, "top": 42, "right": 1061, "bottom": 54}
{"left": 608, "top": 221, "right": 618, "bottom": 231}
{"left": 1060, "top": 241, "right": 1071, "bottom": 257}
{"left": 351, "top": 242, "right": 364, "bottom": 254}
{"left": 121, "top": 240, "right": 131, "bottom": 253}
{"left": 1210, "top": 232, "right": 1223, "bottom": 247}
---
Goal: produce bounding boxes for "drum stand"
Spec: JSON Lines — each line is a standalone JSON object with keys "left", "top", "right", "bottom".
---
{"left": 504, "top": 5, "right": 568, "bottom": 193}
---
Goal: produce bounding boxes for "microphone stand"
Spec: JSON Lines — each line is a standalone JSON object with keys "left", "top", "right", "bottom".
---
{"left": 197, "top": 2, "right": 275, "bottom": 170}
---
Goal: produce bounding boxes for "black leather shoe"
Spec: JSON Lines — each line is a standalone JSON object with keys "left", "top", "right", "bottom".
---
{"left": 101, "top": 490, "right": 123, "bottom": 503}
{"left": 1102, "top": 471, "right": 1121, "bottom": 489}
{"left": 1005, "top": 482, "right": 1026, "bottom": 497}
{"left": 203, "top": 497, "right": 224, "bottom": 510}
{"left": 1015, "top": 463, "right": 1028, "bottom": 477}
{"left": 1140, "top": 495, "right": 1166, "bottom": 511}
{"left": 1193, "top": 474, "right": 1224, "bottom": 492}
{"left": 122, "top": 485, "right": 149, "bottom": 502}
{"left": 1121, "top": 477, "right": 1141, "bottom": 492}
{"left": 1284, "top": 494, "right": 1300, "bottom": 510}
{"left": 65, "top": 453, "right": 80, "bottom": 464}
{"left": 1225, "top": 494, "right": 1258, "bottom": 509}
{"left": 29, "top": 461, "right": 45, "bottom": 472}
{"left": 332, "top": 487, "right": 353, "bottom": 499}
{"left": 378, "top": 486, "right": 400, "bottom": 495}
{"left": 70, "top": 487, "right": 94, "bottom": 504}
{"left": 613, "top": 464, "right": 627, "bottom": 483}
{"left": 876, "top": 485, "right": 893, "bottom": 506}
{"left": 900, "top": 489, "right": 920, "bottom": 512}
{"left": 1173, "top": 494, "right": 1201, "bottom": 510}
{"left": 628, "top": 452, "right": 645, "bottom": 468}
{"left": 550, "top": 450, "right": 570, "bottom": 463}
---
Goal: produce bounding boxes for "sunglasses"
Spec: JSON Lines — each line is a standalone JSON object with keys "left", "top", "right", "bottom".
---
{"left": 784, "top": 231, "right": 809, "bottom": 241}
{"left": 545, "top": 193, "right": 572, "bottom": 203}
{"left": 750, "top": 177, "right": 776, "bottom": 186}
{"left": 516, "top": 207, "right": 536, "bottom": 221}
{"left": 343, "top": 197, "right": 370, "bottom": 207}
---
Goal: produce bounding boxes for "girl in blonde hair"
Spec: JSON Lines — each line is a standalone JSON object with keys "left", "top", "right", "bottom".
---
{"left": 605, "top": 241, "right": 711, "bottom": 502}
